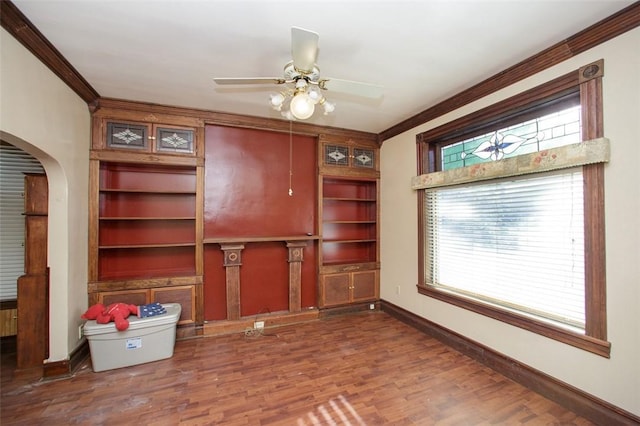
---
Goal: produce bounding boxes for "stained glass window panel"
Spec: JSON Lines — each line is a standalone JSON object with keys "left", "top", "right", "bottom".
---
{"left": 442, "top": 105, "right": 581, "bottom": 170}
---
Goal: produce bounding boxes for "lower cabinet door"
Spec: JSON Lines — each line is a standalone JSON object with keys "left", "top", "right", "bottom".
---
{"left": 321, "top": 273, "right": 351, "bottom": 307}
{"left": 352, "top": 270, "right": 378, "bottom": 302}
{"left": 94, "top": 285, "right": 195, "bottom": 324}
{"left": 151, "top": 285, "right": 195, "bottom": 324}
{"left": 320, "top": 269, "right": 379, "bottom": 307}
{"left": 99, "top": 289, "right": 149, "bottom": 307}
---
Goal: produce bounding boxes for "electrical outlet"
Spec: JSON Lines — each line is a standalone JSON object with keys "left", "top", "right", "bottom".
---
{"left": 254, "top": 321, "right": 265, "bottom": 329}
{"left": 396, "top": 285, "right": 401, "bottom": 295}
{"left": 78, "top": 324, "right": 83, "bottom": 339}
{"left": 369, "top": 303, "right": 375, "bottom": 310}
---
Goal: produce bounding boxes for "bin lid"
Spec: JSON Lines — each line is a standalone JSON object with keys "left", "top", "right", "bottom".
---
{"left": 83, "top": 303, "right": 181, "bottom": 336}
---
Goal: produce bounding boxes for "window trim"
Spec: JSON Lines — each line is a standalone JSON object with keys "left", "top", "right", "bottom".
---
{"left": 415, "top": 62, "right": 610, "bottom": 357}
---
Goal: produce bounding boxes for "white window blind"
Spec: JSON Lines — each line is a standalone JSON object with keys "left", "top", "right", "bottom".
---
{"left": 425, "top": 169, "right": 585, "bottom": 329}
{"left": 0, "top": 142, "right": 45, "bottom": 301}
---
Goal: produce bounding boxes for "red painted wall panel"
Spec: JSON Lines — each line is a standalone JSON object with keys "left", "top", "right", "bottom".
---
{"left": 203, "top": 125, "right": 318, "bottom": 319}
{"left": 300, "top": 243, "right": 317, "bottom": 308}
{"left": 204, "top": 125, "right": 316, "bottom": 238}
{"left": 240, "top": 242, "right": 289, "bottom": 316}
{"left": 203, "top": 245, "right": 226, "bottom": 320}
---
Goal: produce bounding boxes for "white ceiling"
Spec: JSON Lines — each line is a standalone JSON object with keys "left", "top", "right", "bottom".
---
{"left": 12, "top": 0, "right": 634, "bottom": 134}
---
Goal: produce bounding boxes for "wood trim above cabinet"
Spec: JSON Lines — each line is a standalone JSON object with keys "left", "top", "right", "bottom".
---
{"left": 318, "top": 134, "right": 380, "bottom": 177}
{"left": 88, "top": 275, "right": 203, "bottom": 294}
{"left": 92, "top": 106, "right": 205, "bottom": 130}
{"left": 94, "top": 98, "right": 378, "bottom": 142}
{"left": 204, "top": 235, "right": 320, "bottom": 244}
{"left": 320, "top": 261, "right": 379, "bottom": 275}
{"left": 90, "top": 150, "right": 202, "bottom": 167}
{"left": 91, "top": 114, "right": 203, "bottom": 160}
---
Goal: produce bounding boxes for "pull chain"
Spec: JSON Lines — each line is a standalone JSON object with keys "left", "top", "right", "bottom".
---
{"left": 288, "top": 120, "right": 293, "bottom": 196}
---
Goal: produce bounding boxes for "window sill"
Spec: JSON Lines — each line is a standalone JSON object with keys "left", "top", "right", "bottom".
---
{"left": 417, "top": 284, "right": 611, "bottom": 358}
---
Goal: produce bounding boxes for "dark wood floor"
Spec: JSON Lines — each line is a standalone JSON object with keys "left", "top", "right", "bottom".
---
{"left": 1, "top": 311, "right": 593, "bottom": 425}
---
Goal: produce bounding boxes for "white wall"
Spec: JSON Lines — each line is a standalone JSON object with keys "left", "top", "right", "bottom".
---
{"left": 380, "top": 28, "right": 640, "bottom": 415}
{"left": 0, "top": 28, "right": 90, "bottom": 361}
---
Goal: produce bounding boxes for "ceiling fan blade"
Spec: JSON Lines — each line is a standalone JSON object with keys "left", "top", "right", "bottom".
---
{"left": 213, "top": 77, "right": 285, "bottom": 85}
{"left": 291, "top": 27, "right": 319, "bottom": 73}
{"left": 320, "top": 78, "right": 384, "bottom": 99}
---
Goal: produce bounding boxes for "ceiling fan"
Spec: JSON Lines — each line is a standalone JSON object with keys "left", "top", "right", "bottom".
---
{"left": 213, "top": 27, "right": 384, "bottom": 120}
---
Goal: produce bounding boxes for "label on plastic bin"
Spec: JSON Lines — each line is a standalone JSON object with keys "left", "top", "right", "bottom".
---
{"left": 126, "top": 337, "right": 142, "bottom": 350}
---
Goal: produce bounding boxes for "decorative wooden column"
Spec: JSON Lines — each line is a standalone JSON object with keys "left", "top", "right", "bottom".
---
{"left": 286, "top": 241, "right": 307, "bottom": 313}
{"left": 220, "top": 243, "right": 244, "bottom": 320}
{"left": 18, "top": 174, "right": 49, "bottom": 369}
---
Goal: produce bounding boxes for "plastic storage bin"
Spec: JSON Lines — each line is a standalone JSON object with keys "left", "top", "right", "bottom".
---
{"left": 83, "top": 303, "right": 181, "bottom": 372}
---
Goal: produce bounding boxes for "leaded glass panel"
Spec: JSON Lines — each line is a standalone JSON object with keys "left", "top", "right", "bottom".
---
{"left": 325, "top": 145, "right": 349, "bottom": 166}
{"left": 442, "top": 105, "right": 581, "bottom": 170}
{"left": 107, "top": 122, "right": 148, "bottom": 150}
{"left": 353, "top": 148, "right": 375, "bottom": 168}
{"left": 156, "top": 127, "right": 194, "bottom": 154}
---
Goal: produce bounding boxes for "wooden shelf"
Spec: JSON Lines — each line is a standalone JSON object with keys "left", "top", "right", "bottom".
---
{"left": 323, "top": 220, "right": 376, "bottom": 224}
{"left": 322, "top": 240, "right": 377, "bottom": 245}
{"left": 99, "top": 242, "right": 196, "bottom": 249}
{"left": 99, "top": 188, "right": 196, "bottom": 194}
{"left": 323, "top": 197, "right": 377, "bottom": 202}
{"left": 100, "top": 217, "right": 196, "bottom": 220}
{"left": 89, "top": 275, "right": 202, "bottom": 292}
{"left": 321, "top": 176, "right": 378, "bottom": 267}
{"left": 95, "top": 161, "right": 198, "bottom": 282}
{"left": 204, "top": 235, "right": 320, "bottom": 244}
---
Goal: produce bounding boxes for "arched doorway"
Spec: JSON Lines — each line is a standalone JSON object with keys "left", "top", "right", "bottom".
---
{"left": 0, "top": 141, "right": 48, "bottom": 370}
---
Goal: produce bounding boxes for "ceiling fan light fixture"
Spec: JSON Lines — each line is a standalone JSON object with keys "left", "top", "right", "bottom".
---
{"left": 290, "top": 92, "right": 315, "bottom": 120}
{"left": 307, "top": 87, "right": 322, "bottom": 104}
{"left": 320, "top": 99, "right": 335, "bottom": 115}
{"left": 269, "top": 93, "right": 285, "bottom": 110}
{"left": 295, "top": 78, "right": 309, "bottom": 90}
{"left": 215, "top": 26, "right": 382, "bottom": 122}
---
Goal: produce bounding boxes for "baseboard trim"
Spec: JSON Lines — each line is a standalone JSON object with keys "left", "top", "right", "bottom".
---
{"left": 381, "top": 300, "right": 640, "bottom": 425}
{"left": 203, "top": 309, "right": 320, "bottom": 337}
{"left": 42, "top": 339, "right": 90, "bottom": 379}
{"left": 319, "top": 301, "right": 379, "bottom": 318}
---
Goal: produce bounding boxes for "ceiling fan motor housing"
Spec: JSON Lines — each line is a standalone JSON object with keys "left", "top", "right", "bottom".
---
{"left": 284, "top": 61, "right": 320, "bottom": 83}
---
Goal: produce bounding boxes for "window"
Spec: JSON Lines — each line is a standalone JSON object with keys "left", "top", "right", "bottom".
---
{"left": 0, "top": 142, "right": 45, "bottom": 301}
{"left": 426, "top": 169, "right": 586, "bottom": 330}
{"left": 415, "top": 62, "right": 610, "bottom": 357}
